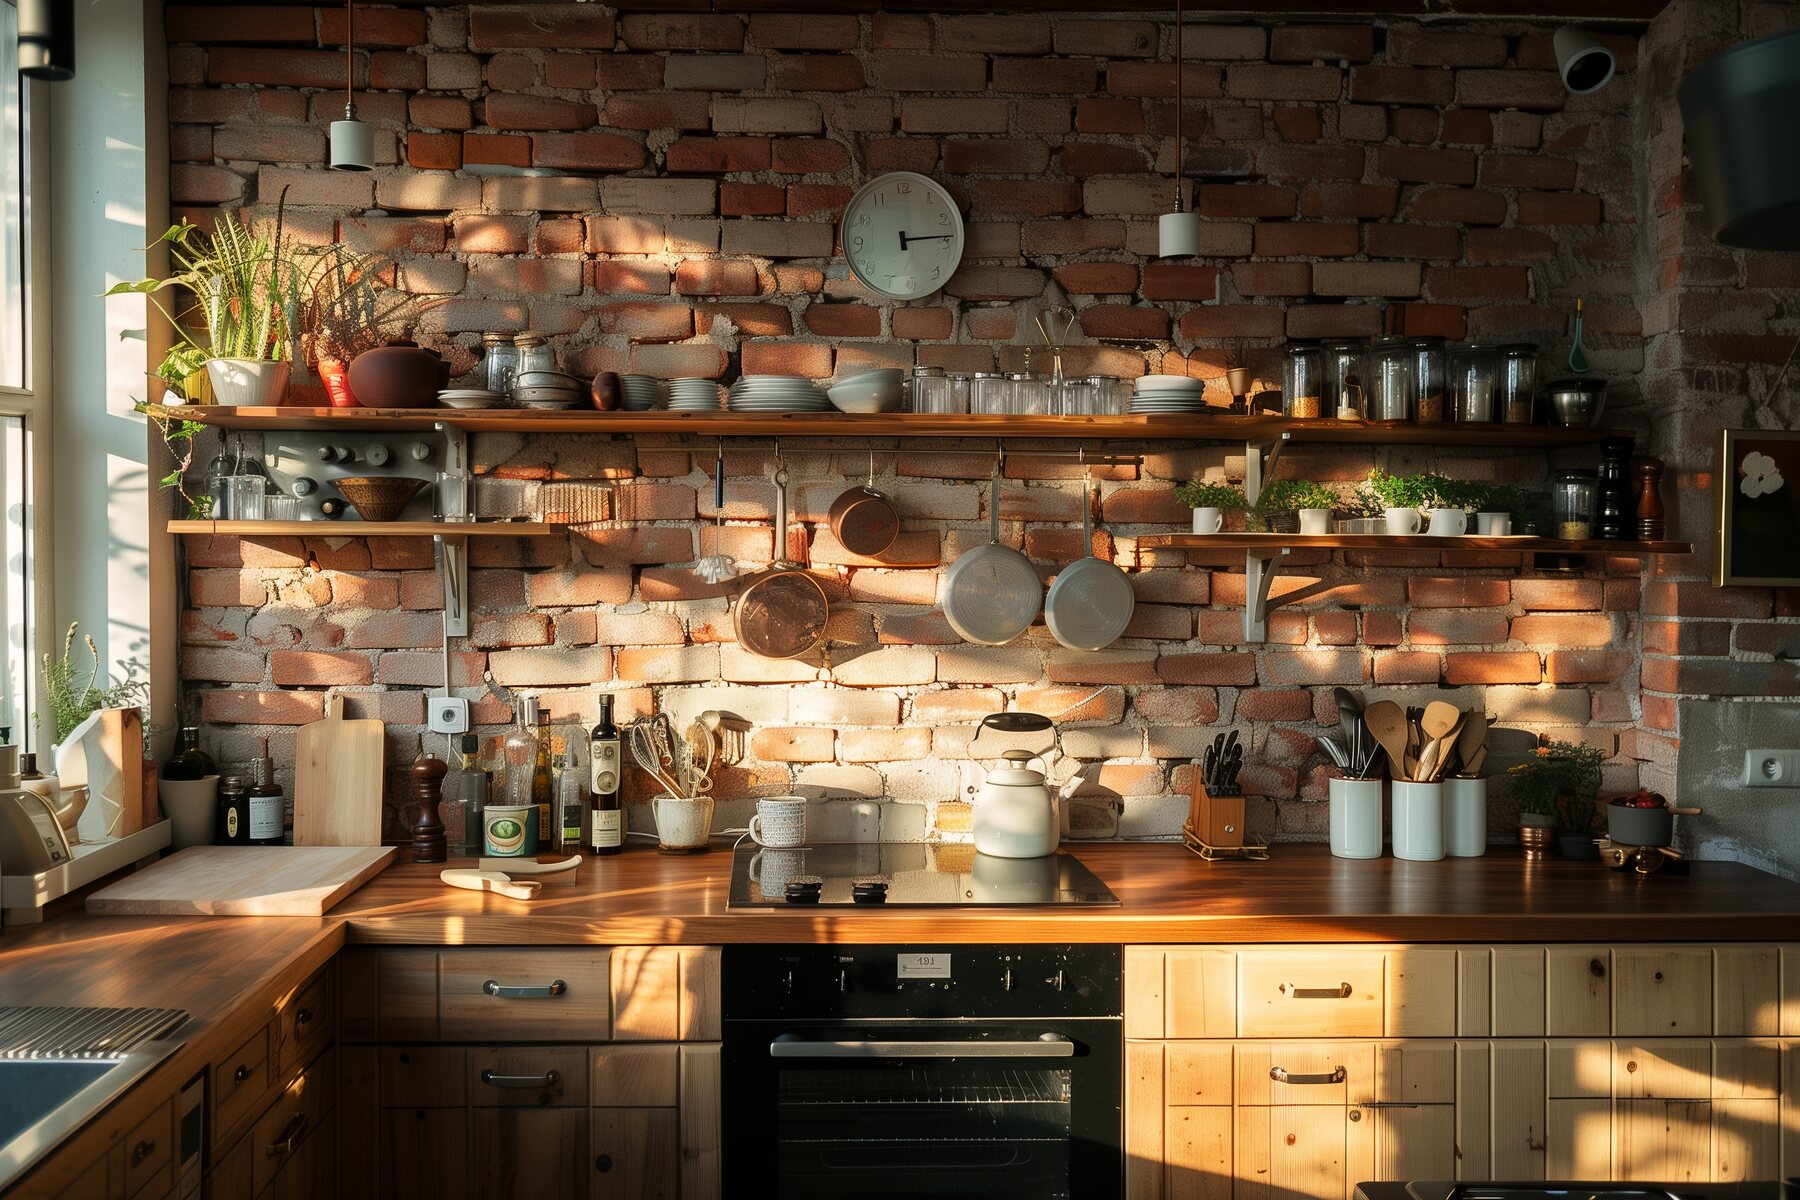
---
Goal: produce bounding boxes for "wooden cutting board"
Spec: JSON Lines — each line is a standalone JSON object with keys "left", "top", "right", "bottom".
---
{"left": 86, "top": 845, "right": 396, "bottom": 916}
{"left": 293, "top": 694, "right": 385, "bottom": 846}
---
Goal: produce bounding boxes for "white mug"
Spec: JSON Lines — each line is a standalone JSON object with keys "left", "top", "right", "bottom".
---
{"left": 1427, "top": 508, "right": 1468, "bottom": 536}
{"left": 749, "top": 847, "right": 806, "bottom": 896}
{"left": 653, "top": 795, "right": 715, "bottom": 853}
{"left": 1476, "top": 511, "right": 1512, "bottom": 536}
{"left": 1298, "top": 508, "right": 1333, "bottom": 535}
{"left": 1384, "top": 507, "right": 1422, "bottom": 535}
{"left": 1191, "top": 506, "right": 1223, "bottom": 535}
{"left": 748, "top": 795, "right": 807, "bottom": 848}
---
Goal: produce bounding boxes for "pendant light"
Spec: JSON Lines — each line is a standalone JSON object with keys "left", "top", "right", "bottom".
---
{"left": 329, "top": 0, "right": 373, "bottom": 172}
{"left": 1157, "top": 0, "right": 1199, "bottom": 258}
{"left": 17, "top": 0, "right": 75, "bottom": 81}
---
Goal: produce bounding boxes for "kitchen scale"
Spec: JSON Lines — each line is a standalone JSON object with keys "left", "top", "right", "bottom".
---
{"left": 726, "top": 841, "right": 1120, "bottom": 908}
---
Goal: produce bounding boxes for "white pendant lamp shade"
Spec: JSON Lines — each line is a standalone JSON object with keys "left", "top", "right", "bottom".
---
{"left": 1554, "top": 26, "right": 1616, "bottom": 95}
{"left": 331, "top": 110, "right": 374, "bottom": 172}
{"left": 1158, "top": 211, "right": 1200, "bottom": 258}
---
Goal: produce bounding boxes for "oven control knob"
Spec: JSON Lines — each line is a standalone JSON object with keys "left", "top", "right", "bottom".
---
{"left": 838, "top": 969, "right": 849, "bottom": 993}
{"left": 784, "top": 878, "right": 823, "bottom": 905}
{"left": 851, "top": 880, "right": 887, "bottom": 905}
{"left": 1046, "top": 969, "right": 1066, "bottom": 992}
{"left": 1002, "top": 968, "right": 1013, "bottom": 991}
{"left": 364, "top": 443, "right": 391, "bottom": 467}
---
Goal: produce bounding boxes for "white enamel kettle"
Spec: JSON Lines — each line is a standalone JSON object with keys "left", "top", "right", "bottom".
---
{"left": 973, "top": 750, "right": 1059, "bottom": 859}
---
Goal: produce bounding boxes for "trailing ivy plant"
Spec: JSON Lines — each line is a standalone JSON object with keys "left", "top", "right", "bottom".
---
{"left": 137, "top": 402, "right": 212, "bottom": 518}
{"left": 1174, "top": 480, "right": 1248, "bottom": 510}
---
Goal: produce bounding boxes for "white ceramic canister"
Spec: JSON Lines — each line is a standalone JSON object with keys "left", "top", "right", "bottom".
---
{"left": 1443, "top": 776, "right": 1488, "bottom": 857}
{"left": 1328, "top": 776, "right": 1383, "bottom": 860}
{"left": 1390, "top": 780, "right": 1445, "bottom": 861}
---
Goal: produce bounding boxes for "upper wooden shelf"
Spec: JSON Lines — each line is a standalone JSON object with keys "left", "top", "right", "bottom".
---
{"left": 168, "top": 520, "right": 563, "bottom": 538}
{"left": 1140, "top": 533, "right": 1691, "bottom": 556}
{"left": 150, "top": 406, "right": 1636, "bottom": 448}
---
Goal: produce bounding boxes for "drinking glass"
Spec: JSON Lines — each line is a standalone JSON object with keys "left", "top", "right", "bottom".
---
{"left": 227, "top": 477, "right": 266, "bottom": 520}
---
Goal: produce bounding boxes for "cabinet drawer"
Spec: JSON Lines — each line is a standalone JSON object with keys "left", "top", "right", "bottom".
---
{"left": 439, "top": 949, "right": 611, "bottom": 1042}
{"left": 124, "top": 1096, "right": 174, "bottom": 1199}
{"left": 278, "top": 967, "right": 332, "bottom": 1076}
{"left": 468, "top": 1046, "right": 588, "bottom": 1107}
{"left": 379, "top": 1047, "right": 467, "bottom": 1108}
{"left": 1614, "top": 948, "right": 1712, "bottom": 1037}
{"left": 593, "top": 1043, "right": 680, "bottom": 1108}
{"left": 1233, "top": 1042, "right": 1377, "bottom": 1105}
{"left": 210, "top": 1024, "right": 273, "bottom": 1153}
{"left": 252, "top": 1050, "right": 335, "bottom": 1197}
{"left": 1239, "top": 951, "right": 1384, "bottom": 1037}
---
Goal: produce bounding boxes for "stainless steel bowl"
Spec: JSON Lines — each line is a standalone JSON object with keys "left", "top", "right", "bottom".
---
{"left": 1544, "top": 378, "right": 1607, "bottom": 427}
{"left": 513, "top": 370, "right": 584, "bottom": 391}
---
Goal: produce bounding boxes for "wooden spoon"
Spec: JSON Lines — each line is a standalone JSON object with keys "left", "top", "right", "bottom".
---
{"left": 1415, "top": 701, "right": 1462, "bottom": 781}
{"left": 1362, "top": 701, "right": 1411, "bottom": 782}
{"left": 1426, "top": 711, "right": 1470, "bottom": 782}
{"left": 1452, "top": 711, "right": 1489, "bottom": 777}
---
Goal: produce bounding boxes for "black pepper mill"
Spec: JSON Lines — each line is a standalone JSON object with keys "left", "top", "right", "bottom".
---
{"left": 1597, "top": 439, "right": 1631, "bottom": 540}
{"left": 409, "top": 754, "right": 448, "bottom": 864}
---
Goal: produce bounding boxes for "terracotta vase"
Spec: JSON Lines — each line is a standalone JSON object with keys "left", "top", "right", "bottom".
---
{"left": 346, "top": 339, "right": 450, "bottom": 409}
{"left": 317, "top": 356, "right": 359, "bottom": 408}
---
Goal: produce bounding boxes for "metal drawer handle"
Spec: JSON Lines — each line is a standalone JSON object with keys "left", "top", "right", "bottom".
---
{"left": 266, "top": 1113, "right": 307, "bottom": 1157}
{"left": 131, "top": 1139, "right": 155, "bottom": 1165}
{"left": 481, "top": 1068, "right": 562, "bottom": 1089}
{"left": 233, "top": 1064, "right": 253, "bottom": 1084}
{"left": 483, "top": 978, "right": 566, "bottom": 999}
{"left": 296, "top": 1007, "right": 314, "bottom": 1026}
{"left": 1271, "top": 1065, "right": 1347, "bottom": 1086}
{"left": 1280, "top": 982, "right": 1353, "bottom": 999}
{"left": 770, "top": 1034, "right": 1075, "bottom": 1059}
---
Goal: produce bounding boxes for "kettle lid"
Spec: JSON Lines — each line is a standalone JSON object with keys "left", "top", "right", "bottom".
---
{"left": 986, "top": 749, "right": 1046, "bottom": 785}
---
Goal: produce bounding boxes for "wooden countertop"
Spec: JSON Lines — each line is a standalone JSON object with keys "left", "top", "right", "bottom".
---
{"left": 333, "top": 842, "right": 1800, "bottom": 945}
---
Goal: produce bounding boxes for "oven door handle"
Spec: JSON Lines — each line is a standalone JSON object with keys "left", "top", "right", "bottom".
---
{"left": 769, "top": 1033, "right": 1076, "bottom": 1059}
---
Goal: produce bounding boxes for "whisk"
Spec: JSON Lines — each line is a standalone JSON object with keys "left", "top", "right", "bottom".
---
{"left": 693, "top": 442, "right": 737, "bottom": 584}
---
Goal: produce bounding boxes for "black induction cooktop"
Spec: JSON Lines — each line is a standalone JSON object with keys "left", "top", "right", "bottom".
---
{"left": 726, "top": 841, "right": 1121, "bottom": 908}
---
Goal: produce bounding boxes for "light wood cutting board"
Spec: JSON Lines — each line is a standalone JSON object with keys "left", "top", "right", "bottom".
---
{"left": 293, "top": 694, "right": 385, "bottom": 846}
{"left": 86, "top": 845, "right": 396, "bottom": 916}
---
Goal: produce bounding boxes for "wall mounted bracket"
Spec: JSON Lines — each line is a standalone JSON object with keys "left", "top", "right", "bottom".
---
{"left": 435, "top": 422, "right": 472, "bottom": 638}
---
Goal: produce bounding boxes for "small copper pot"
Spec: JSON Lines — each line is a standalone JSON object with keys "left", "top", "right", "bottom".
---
{"left": 828, "top": 485, "right": 899, "bottom": 557}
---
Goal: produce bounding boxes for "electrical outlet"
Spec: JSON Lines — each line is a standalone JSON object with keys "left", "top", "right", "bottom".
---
{"left": 1742, "top": 748, "right": 1800, "bottom": 787}
{"left": 429, "top": 696, "right": 470, "bottom": 736}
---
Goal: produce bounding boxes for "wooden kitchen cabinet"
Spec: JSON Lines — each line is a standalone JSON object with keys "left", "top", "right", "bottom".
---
{"left": 469, "top": 1108, "right": 588, "bottom": 1200}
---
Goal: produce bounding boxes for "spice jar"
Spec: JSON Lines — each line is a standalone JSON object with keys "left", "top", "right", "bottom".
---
{"left": 482, "top": 332, "right": 519, "bottom": 395}
{"left": 1450, "top": 343, "right": 1500, "bottom": 423}
{"left": 1320, "top": 339, "right": 1365, "bottom": 420}
{"left": 1552, "top": 468, "right": 1599, "bottom": 540}
{"left": 512, "top": 332, "right": 554, "bottom": 375}
{"left": 1366, "top": 337, "right": 1414, "bottom": 423}
{"left": 908, "top": 366, "right": 950, "bottom": 413}
{"left": 1283, "top": 341, "right": 1324, "bottom": 419}
{"left": 970, "top": 372, "right": 1009, "bottom": 415}
{"left": 1009, "top": 372, "right": 1048, "bottom": 416}
{"left": 1500, "top": 344, "right": 1539, "bottom": 424}
{"left": 946, "top": 372, "right": 974, "bottom": 415}
{"left": 1090, "top": 374, "right": 1130, "bottom": 416}
{"left": 1410, "top": 336, "right": 1448, "bottom": 424}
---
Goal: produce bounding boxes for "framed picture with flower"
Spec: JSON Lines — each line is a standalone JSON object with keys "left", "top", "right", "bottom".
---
{"left": 1717, "top": 428, "right": 1800, "bottom": 585}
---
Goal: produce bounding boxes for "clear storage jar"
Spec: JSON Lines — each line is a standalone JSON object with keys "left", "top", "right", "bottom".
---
{"left": 1366, "top": 336, "right": 1414, "bottom": 423}
{"left": 512, "top": 332, "right": 554, "bottom": 375}
{"left": 1410, "top": 336, "right": 1448, "bottom": 424}
{"left": 970, "top": 372, "right": 1010, "bottom": 415}
{"left": 1500, "top": 344, "right": 1539, "bottom": 424}
{"left": 1090, "top": 375, "right": 1129, "bottom": 416}
{"left": 1552, "top": 468, "right": 1599, "bottom": 540}
{"left": 1009, "top": 372, "right": 1048, "bottom": 416}
{"left": 1320, "top": 339, "right": 1366, "bottom": 420}
{"left": 1450, "top": 343, "right": 1500, "bottom": 423}
{"left": 1283, "top": 341, "right": 1324, "bottom": 419}
{"left": 482, "top": 332, "right": 519, "bottom": 395}
{"left": 1056, "top": 376, "right": 1094, "bottom": 416}
{"left": 908, "top": 365, "right": 950, "bottom": 413}
{"left": 946, "top": 373, "right": 974, "bottom": 414}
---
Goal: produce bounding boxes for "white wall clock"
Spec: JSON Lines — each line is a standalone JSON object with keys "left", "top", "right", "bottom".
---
{"left": 839, "top": 171, "right": 965, "bottom": 302}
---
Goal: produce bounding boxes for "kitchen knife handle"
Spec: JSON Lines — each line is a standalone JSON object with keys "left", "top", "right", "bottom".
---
{"left": 484, "top": 978, "right": 567, "bottom": 999}
{"left": 481, "top": 1068, "right": 562, "bottom": 1089}
{"left": 1270, "top": 1065, "right": 1347, "bottom": 1086}
{"left": 266, "top": 1113, "right": 307, "bottom": 1157}
{"left": 1280, "top": 982, "right": 1353, "bottom": 999}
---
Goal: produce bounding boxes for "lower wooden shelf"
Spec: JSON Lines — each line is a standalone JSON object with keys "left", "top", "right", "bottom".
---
{"left": 1139, "top": 533, "right": 1691, "bottom": 556}
{"left": 168, "top": 520, "right": 564, "bottom": 537}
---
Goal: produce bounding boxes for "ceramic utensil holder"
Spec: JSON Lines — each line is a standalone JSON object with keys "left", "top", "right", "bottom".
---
{"left": 1390, "top": 780, "right": 1445, "bottom": 861}
{"left": 1328, "top": 777, "right": 1383, "bottom": 860}
{"left": 1444, "top": 776, "right": 1488, "bottom": 857}
{"left": 157, "top": 775, "right": 219, "bottom": 849}
{"left": 654, "top": 796, "right": 714, "bottom": 854}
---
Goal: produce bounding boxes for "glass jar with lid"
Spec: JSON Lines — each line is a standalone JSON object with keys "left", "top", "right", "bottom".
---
{"left": 1366, "top": 336, "right": 1414, "bottom": 423}
{"left": 946, "top": 372, "right": 974, "bottom": 415}
{"left": 1410, "top": 336, "right": 1448, "bottom": 424}
{"left": 512, "top": 331, "right": 554, "bottom": 375}
{"left": 1449, "top": 343, "right": 1500, "bottom": 423}
{"left": 907, "top": 365, "right": 949, "bottom": 413}
{"left": 482, "top": 332, "right": 519, "bottom": 395}
{"left": 1055, "top": 376, "right": 1094, "bottom": 416}
{"left": 970, "top": 372, "right": 1010, "bottom": 415}
{"left": 1009, "top": 372, "right": 1048, "bottom": 416}
{"left": 1499, "top": 344, "right": 1539, "bottom": 424}
{"left": 1552, "top": 468, "right": 1599, "bottom": 540}
{"left": 1090, "top": 374, "right": 1129, "bottom": 416}
{"left": 1283, "top": 341, "right": 1324, "bottom": 419}
{"left": 1320, "top": 339, "right": 1365, "bottom": 420}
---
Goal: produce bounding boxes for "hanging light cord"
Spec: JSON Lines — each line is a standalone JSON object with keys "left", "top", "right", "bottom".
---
{"left": 343, "top": 0, "right": 356, "bottom": 119}
{"left": 1173, "top": 0, "right": 1184, "bottom": 213}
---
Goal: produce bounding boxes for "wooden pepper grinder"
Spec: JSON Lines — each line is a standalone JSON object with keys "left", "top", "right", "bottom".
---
{"left": 409, "top": 754, "right": 448, "bottom": 864}
{"left": 1634, "top": 455, "right": 1667, "bottom": 541}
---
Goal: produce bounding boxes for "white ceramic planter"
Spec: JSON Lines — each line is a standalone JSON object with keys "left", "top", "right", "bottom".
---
{"left": 1390, "top": 780, "right": 1444, "bottom": 861}
{"left": 1443, "top": 776, "right": 1488, "bottom": 857}
{"left": 1328, "top": 777, "right": 1383, "bottom": 859}
{"left": 207, "top": 358, "right": 291, "bottom": 407}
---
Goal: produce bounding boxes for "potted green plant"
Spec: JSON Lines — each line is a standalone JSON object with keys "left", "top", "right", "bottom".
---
{"left": 1251, "top": 479, "right": 1337, "bottom": 534}
{"left": 292, "top": 244, "right": 444, "bottom": 408}
{"left": 1174, "top": 479, "right": 1247, "bottom": 534}
{"left": 38, "top": 623, "right": 153, "bottom": 842}
{"left": 1507, "top": 739, "right": 1604, "bottom": 860}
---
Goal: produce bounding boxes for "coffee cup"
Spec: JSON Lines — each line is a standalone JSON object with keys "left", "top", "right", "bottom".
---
{"left": 1427, "top": 507, "right": 1468, "bottom": 536}
{"left": 1298, "top": 508, "right": 1332, "bottom": 535}
{"left": 749, "top": 795, "right": 808, "bottom": 848}
{"left": 1191, "top": 506, "right": 1223, "bottom": 535}
{"left": 653, "top": 796, "right": 714, "bottom": 853}
{"left": 1477, "top": 511, "right": 1512, "bottom": 536}
{"left": 1383, "top": 507, "right": 1422, "bottom": 535}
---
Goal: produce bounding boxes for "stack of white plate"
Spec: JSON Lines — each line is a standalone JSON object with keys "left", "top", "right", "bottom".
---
{"left": 620, "top": 374, "right": 662, "bottom": 411}
{"left": 667, "top": 378, "right": 724, "bottom": 412}
{"left": 728, "top": 375, "right": 831, "bottom": 413}
{"left": 1130, "top": 374, "right": 1209, "bottom": 413}
{"left": 438, "top": 388, "right": 504, "bottom": 410}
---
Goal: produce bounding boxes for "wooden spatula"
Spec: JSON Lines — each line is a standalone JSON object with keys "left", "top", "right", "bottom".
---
{"left": 1362, "top": 701, "right": 1411, "bottom": 782}
{"left": 441, "top": 869, "right": 541, "bottom": 901}
{"left": 294, "top": 693, "right": 385, "bottom": 847}
{"left": 1452, "top": 710, "right": 1489, "bottom": 777}
{"left": 1416, "top": 701, "right": 1463, "bottom": 781}
{"left": 1424, "top": 711, "right": 1470, "bottom": 782}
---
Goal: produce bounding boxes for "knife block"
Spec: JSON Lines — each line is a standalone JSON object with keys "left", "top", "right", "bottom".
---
{"left": 1184, "top": 778, "right": 1268, "bottom": 861}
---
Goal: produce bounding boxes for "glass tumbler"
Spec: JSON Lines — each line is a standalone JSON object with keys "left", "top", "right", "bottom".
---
{"left": 1367, "top": 337, "right": 1414, "bottom": 423}
{"left": 265, "top": 495, "right": 299, "bottom": 521}
{"left": 1450, "top": 343, "right": 1500, "bottom": 423}
{"left": 1500, "top": 344, "right": 1539, "bottom": 424}
{"left": 227, "top": 476, "right": 266, "bottom": 521}
{"left": 436, "top": 472, "right": 474, "bottom": 523}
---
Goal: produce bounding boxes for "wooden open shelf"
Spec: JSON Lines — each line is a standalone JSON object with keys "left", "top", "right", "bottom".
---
{"left": 149, "top": 405, "right": 1636, "bottom": 447}
{"left": 1140, "top": 533, "right": 1691, "bottom": 556}
{"left": 168, "top": 520, "right": 563, "bottom": 538}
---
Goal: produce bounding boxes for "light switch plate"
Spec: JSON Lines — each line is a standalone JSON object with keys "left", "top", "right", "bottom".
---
{"left": 429, "top": 696, "right": 470, "bottom": 735}
{"left": 1742, "top": 748, "right": 1800, "bottom": 787}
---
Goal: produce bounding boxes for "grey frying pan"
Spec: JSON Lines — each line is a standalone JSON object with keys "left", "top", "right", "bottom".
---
{"left": 941, "top": 470, "right": 1041, "bottom": 645}
{"left": 1044, "top": 475, "right": 1134, "bottom": 651}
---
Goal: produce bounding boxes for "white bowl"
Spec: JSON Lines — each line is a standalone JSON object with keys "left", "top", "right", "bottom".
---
{"left": 827, "top": 378, "right": 903, "bottom": 413}
{"left": 836, "top": 367, "right": 904, "bottom": 387}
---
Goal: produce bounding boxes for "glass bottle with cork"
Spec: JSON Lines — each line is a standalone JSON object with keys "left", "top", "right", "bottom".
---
{"left": 247, "top": 737, "right": 286, "bottom": 846}
{"left": 532, "top": 708, "right": 554, "bottom": 854}
{"left": 553, "top": 719, "right": 586, "bottom": 853}
{"left": 162, "top": 726, "right": 215, "bottom": 781}
{"left": 588, "top": 693, "right": 623, "bottom": 856}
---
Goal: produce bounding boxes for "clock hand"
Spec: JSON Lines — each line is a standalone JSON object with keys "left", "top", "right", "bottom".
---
{"left": 897, "top": 233, "right": 955, "bottom": 249}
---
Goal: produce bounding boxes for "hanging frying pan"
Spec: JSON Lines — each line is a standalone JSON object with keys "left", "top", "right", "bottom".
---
{"left": 941, "top": 469, "right": 1041, "bottom": 646}
{"left": 828, "top": 450, "right": 901, "bottom": 558}
{"left": 734, "top": 461, "right": 830, "bottom": 659}
{"left": 1044, "top": 474, "right": 1135, "bottom": 651}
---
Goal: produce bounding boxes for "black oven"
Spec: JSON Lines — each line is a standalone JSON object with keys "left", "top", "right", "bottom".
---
{"left": 722, "top": 944, "right": 1122, "bottom": 1200}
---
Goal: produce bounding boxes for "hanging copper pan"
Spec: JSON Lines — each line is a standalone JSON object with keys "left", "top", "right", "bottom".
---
{"left": 828, "top": 451, "right": 900, "bottom": 558}
{"left": 734, "top": 461, "right": 830, "bottom": 659}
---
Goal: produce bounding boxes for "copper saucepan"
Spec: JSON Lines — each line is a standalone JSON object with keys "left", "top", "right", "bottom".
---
{"left": 828, "top": 451, "right": 900, "bottom": 558}
{"left": 734, "top": 461, "right": 830, "bottom": 659}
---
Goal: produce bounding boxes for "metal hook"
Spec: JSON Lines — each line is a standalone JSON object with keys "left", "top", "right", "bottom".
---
{"left": 868, "top": 448, "right": 877, "bottom": 490}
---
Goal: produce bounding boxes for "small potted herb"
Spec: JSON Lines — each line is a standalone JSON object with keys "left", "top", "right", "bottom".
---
{"left": 1507, "top": 739, "right": 1604, "bottom": 860}
{"left": 1251, "top": 479, "right": 1337, "bottom": 534}
{"left": 1174, "top": 480, "right": 1247, "bottom": 534}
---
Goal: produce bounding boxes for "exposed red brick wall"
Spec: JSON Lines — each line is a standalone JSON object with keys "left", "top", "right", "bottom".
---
{"left": 167, "top": 7, "right": 1661, "bottom": 840}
